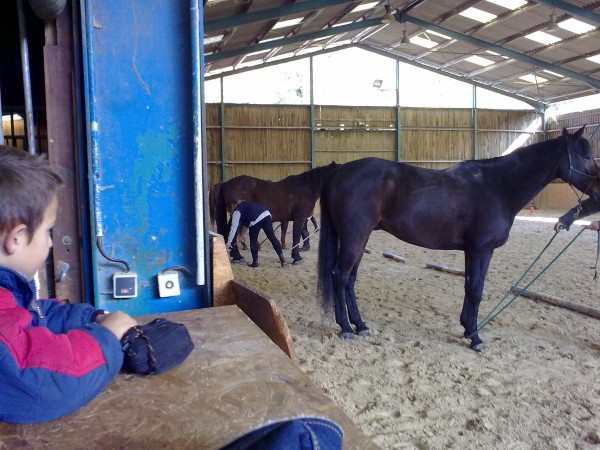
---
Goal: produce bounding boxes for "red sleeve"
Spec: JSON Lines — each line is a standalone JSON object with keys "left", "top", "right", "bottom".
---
{"left": 0, "top": 289, "right": 106, "bottom": 377}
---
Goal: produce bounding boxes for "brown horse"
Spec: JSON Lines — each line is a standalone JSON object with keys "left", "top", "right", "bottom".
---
{"left": 215, "top": 162, "right": 337, "bottom": 263}
{"left": 209, "top": 182, "right": 284, "bottom": 250}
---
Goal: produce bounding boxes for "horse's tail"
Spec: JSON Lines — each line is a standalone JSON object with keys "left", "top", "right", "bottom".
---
{"left": 208, "top": 183, "right": 220, "bottom": 227}
{"left": 215, "top": 183, "right": 228, "bottom": 237}
{"left": 317, "top": 186, "right": 338, "bottom": 315}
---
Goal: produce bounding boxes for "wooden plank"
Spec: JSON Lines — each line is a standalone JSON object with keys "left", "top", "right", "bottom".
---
{"left": 0, "top": 306, "right": 377, "bottom": 450}
{"left": 512, "top": 287, "right": 600, "bottom": 320}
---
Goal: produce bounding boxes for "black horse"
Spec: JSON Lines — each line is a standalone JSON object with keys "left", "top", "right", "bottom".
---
{"left": 215, "top": 162, "right": 337, "bottom": 263}
{"left": 318, "top": 126, "right": 598, "bottom": 351}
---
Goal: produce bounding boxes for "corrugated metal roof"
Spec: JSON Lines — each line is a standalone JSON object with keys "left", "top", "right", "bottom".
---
{"left": 204, "top": 0, "right": 600, "bottom": 110}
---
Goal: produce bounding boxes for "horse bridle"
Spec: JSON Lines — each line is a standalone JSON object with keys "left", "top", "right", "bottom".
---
{"left": 565, "top": 135, "right": 598, "bottom": 219}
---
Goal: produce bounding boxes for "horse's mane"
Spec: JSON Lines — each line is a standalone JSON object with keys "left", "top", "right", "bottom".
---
{"left": 280, "top": 162, "right": 338, "bottom": 189}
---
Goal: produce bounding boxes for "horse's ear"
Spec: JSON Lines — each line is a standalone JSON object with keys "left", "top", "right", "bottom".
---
{"left": 562, "top": 127, "right": 569, "bottom": 136}
{"left": 574, "top": 124, "right": 586, "bottom": 139}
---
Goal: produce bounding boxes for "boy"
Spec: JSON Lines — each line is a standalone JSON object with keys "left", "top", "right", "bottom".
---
{"left": 225, "top": 200, "right": 286, "bottom": 268}
{"left": 0, "top": 145, "right": 137, "bottom": 423}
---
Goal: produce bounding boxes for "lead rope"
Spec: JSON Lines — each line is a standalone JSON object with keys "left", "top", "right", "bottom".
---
{"left": 594, "top": 230, "right": 600, "bottom": 280}
{"left": 470, "top": 227, "right": 586, "bottom": 337}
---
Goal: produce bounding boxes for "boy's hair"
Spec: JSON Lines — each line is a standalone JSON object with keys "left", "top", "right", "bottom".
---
{"left": 0, "top": 145, "right": 64, "bottom": 240}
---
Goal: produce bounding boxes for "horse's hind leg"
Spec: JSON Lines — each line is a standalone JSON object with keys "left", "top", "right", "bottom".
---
{"left": 280, "top": 221, "right": 288, "bottom": 250}
{"left": 346, "top": 264, "right": 370, "bottom": 336}
{"left": 460, "top": 247, "right": 493, "bottom": 351}
{"left": 331, "top": 266, "right": 356, "bottom": 339}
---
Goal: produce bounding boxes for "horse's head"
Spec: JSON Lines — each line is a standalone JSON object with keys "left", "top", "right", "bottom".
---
{"left": 558, "top": 124, "right": 600, "bottom": 196}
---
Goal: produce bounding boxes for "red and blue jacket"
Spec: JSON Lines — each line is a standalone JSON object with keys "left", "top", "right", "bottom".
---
{"left": 0, "top": 266, "right": 124, "bottom": 423}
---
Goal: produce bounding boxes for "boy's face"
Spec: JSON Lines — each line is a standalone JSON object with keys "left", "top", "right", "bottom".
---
{"left": 12, "top": 196, "right": 58, "bottom": 280}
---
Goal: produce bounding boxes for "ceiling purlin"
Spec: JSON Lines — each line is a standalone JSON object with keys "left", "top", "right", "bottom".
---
{"left": 231, "top": 0, "right": 300, "bottom": 69}
{"left": 263, "top": 8, "right": 326, "bottom": 61}
{"left": 204, "top": 0, "right": 255, "bottom": 71}
{"left": 402, "top": 13, "right": 600, "bottom": 91}
{"left": 205, "top": 17, "right": 383, "bottom": 62}
{"left": 531, "top": 0, "right": 600, "bottom": 25}
{"left": 379, "top": 0, "right": 526, "bottom": 65}
{"left": 204, "top": 0, "right": 355, "bottom": 32}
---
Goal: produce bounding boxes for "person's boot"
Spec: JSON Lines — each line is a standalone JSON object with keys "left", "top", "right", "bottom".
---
{"left": 230, "top": 244, "right": 245, "bottom": 263}
{"left": 279, "top": 253, "right": 287, "bottom": 267}
{"left": 248, "top": 261, "right": 259, "bottom": 268}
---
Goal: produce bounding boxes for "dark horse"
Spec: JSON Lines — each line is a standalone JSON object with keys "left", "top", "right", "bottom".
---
{"left": 318, "top": 126, "right": 599, "bottom": 351}
{"left": 215, "top": 162, "right": 337, "bottom": 263}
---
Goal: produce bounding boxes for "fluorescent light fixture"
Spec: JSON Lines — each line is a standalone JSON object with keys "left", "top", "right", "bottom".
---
{"left": 485, "top": 0, "right": 527, "bottom": 10}
{"left": 352, "top": 1, "right": 378, "bottom": 13}
{"left": 519, "top": 74, "right": 547, "bottom": 84}
{"left": 459, "top": 7, "right": 497, "bottom": 23}
{"left": 558, "top": 18, "right": 596, "bottom": 35}
{"left": 273, "top": 17, "right": 303, "bottom": 29}
{"left": 465, "top": 55, "right": 495, "bottom": 66}
{"left": 410, "top": 35, "right": 437, "bottom": 48}
{"left": 587, "top": 54, "right": 600, "bottom": 65}
{"left": 333, "top": 21, "right": 352, "bottom": 27}
{"left": 524, "top": 30, "right": 561, "bottom": 45}
{"left": 542, "top": 69, "right": 563, "bottom": 78}
{"left": 204, "top": 34, "right": 224, "bottom": 45}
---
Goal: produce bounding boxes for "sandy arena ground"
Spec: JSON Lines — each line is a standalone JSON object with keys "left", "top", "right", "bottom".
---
{"left": 228, "top": 209, "right": 600, "bottom": 450}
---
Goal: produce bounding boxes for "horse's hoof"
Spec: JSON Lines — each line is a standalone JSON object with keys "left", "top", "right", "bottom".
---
{"left": 470, "top": 341, "right": 485, "bottom": 352}
{"left": 292, "top": 259, "right": 304, "bottom": 265}
{"left": 340, "top": 331, "right": 355, "bottom": 340}
{"left": 357, "top": 329, "right": 371, "bottom": 337}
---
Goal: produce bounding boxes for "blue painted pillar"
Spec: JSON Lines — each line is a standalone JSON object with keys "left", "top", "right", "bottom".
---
{"left": 80, "top": 0, "right": 209, "bottom": 315}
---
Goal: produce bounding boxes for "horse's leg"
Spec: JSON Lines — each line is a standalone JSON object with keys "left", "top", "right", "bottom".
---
{"left": 345, "top": 261, "right": 370, "bottom": 336}
{"left": 291, "top": 218, "right": 304, "bottom": 264}
{"left": 300, "top": 219, "right": 310, "bottom": 251}
{"left": 331, "top": 265, "right": 355, "bottom": 338}
{"left": 280, "top": 221, "right": 288, "bottom": 250}
{"left": 461, "top": 247, "right": 494, "bottom": 351}
{"left": 332, "top": 236, "right": 369, "bottom": 338}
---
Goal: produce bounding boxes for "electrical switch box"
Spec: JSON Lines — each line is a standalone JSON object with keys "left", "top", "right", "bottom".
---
{"left": 113, "top": 272, "right": 138, "bottom": 298}
{"left": 157, "top": 271, "right": 181, "bottom": 298}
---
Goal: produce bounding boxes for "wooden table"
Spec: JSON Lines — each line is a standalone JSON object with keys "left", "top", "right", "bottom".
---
{"left": 0, "top": 306, "right": 378, "bottom": 449}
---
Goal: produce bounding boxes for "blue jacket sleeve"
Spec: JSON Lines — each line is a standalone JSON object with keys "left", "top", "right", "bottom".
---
{"left": 0, "top": 290, "right": 124, "bottom": 424}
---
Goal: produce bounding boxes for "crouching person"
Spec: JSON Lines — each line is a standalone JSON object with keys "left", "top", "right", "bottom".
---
{"left": 225, "top": 200, "right": 286, "bottom": 268}
{"left": 0, "top": 145, "right": 138, "bottom": 423}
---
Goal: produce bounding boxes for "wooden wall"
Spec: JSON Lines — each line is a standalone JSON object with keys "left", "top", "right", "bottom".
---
{"left": 207, "top": 103, "right": 543, "bottom": 185}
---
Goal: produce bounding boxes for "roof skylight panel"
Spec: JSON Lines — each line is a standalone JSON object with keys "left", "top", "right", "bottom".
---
{"left": 273, "top": 17, "right": 303, "bottom": 30}
{"left": 524, "top": 31, "right": 561, "bottom": 45}
{"left": 351, "top": 2, "right": 378, "bottom": 13}
{"left": 485, "top": 0, "right": 527, "bottom": 10}
{"left": 519, "top": 74, "right": 548, "bottom": 84}
{"left": 557, "top": 18, "right": 596, "bottom": 35}
{"left": 410, "top": 35, "right": 438, "bottom": 48}
{"left": 459, "top": 7, "right": 497, "bottom": 23}
{"left": 465, "top": 55, "right": 495, "bottom": 66}
{"left": 587, "top": 54, "right": 600, "bottom": 65}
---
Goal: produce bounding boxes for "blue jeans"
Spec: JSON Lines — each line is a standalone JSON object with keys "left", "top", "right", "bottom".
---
{"left": 220, "top": 417, "right": 343, "bottom": 450}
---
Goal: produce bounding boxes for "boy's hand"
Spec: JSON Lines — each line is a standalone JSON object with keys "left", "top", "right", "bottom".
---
{"left": 98, "top": 311, "right": 138, "bottom": 340}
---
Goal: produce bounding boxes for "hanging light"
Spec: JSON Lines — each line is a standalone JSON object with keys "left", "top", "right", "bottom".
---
{"left": 400, "top": 30, "right": 411, "bottom": 45}
{"left": 547, "top": 8, "right": 559, "bottom": 31}
{"left": 399, "top": 22, "right": 411, "bottom": 45}
{"left": 381, "top": 3, "right": 396, "bottom": 24}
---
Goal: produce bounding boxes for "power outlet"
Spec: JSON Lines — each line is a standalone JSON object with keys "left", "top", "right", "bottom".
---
{"left": 157, "top": 271, "right": 181, "bottom": 298}
{"left": 113, "top": 272, "right": 138, "bottom": 298}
